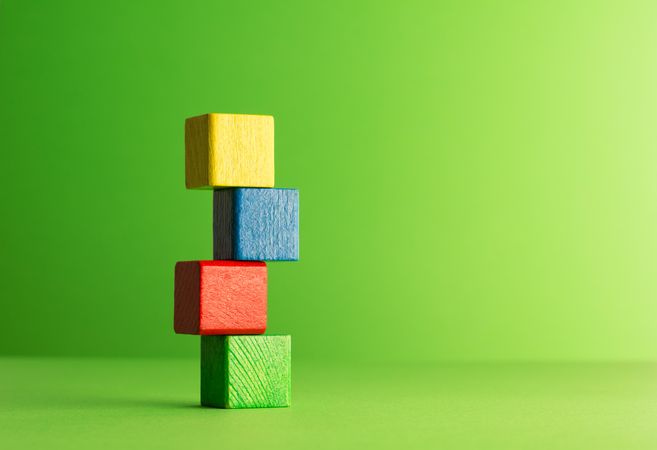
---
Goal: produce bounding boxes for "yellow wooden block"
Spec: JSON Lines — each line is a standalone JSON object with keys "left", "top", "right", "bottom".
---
{"left": 185, "top": 113, "right": 274, "bottom": 189}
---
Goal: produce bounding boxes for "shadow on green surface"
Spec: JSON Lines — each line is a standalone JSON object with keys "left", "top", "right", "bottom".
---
{"left": 2, "top": 358, "right": 657, "bottom": 449}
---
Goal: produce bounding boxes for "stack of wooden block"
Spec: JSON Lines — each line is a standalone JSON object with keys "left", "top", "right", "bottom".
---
{"left": 174, "top": 113, "right": 298, "bottom": 409}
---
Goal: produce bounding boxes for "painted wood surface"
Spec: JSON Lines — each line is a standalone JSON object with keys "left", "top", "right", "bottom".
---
{"left": 201, "top": 335, "right": 291, "bottom": 408}
{"left": 185, "top": 113, "right": 274, "bottom": 189}
{"left": 213, "top": 188, "right": 299, "bottom": 261}
{"left": 174, "top": 260, "right": 267, "bottom": 335}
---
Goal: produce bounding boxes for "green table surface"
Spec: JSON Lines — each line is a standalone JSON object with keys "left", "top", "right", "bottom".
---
{"left": 1, "top": 357, "right": 656, "bottom": 449}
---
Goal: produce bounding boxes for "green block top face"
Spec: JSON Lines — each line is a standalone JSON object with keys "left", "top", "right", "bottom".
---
{"left": 201, "top": 335, "right": 291, "bottom": 409}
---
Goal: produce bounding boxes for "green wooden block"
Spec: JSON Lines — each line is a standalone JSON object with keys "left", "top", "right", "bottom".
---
{"left": 201, "top": 335, "right": 291, "bottom": 408}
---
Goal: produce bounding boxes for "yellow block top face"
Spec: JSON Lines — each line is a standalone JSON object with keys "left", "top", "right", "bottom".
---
{"left": 185, "top": 113, "right": 274, "bottom": 189}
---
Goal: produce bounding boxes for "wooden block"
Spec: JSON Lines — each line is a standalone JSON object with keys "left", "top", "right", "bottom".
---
{"left": 185, "top": 113, "right": 274, "bottom": 189}
{"left": 214, "top": 188, "right": 299, "bottom": 261}
{"left": 201, "top": 335, "right": 291, "bottom": 408}
{"left": 174, "top": 261, "right": 267, "bottom": 335}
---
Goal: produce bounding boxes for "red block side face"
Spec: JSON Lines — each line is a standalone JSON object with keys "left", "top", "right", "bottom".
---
{"left": 174, "top": 260, "right": 267, "bottom": 335}
{"left": 174, "top": 261, "right": 200, "bottom": 334}
{"left": 199, "top": 261, "right": 267, "bottom": 335}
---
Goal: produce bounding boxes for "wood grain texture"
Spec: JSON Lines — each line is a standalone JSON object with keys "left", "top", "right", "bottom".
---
{"left": 213, "top": 188, "right": 299, "bottom": 261}
{"left": 185, "top": 113, "right": 274, "bottom": 189}
{"left": 201, "top": 335, "right": 291, "bottom": 409}
{"left": 173, "top": 261, "right": 267, "bottom": 335}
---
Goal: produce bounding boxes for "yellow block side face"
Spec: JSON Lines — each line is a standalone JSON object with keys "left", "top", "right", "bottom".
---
{"left": 185, "top": 113, "right": 274, "bottom": 189}
{"left": 185, "top": 115, "right": 210, "bottom": 189}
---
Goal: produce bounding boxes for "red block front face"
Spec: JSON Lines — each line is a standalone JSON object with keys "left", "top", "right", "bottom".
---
{"left": 174, "top": 261, "right": 267, "bottom": 335}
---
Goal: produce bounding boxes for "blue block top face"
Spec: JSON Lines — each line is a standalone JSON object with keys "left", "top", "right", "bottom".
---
{"left": 233, "top": 188, "right": 299, "bottom": 261}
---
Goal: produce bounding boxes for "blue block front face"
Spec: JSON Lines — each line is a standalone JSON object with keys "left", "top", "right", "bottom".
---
{"left": 214, "top": 188, "right": 299, "bottom": 261}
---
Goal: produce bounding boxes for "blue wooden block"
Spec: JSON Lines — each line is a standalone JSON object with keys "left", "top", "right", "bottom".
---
{"left": 213, "top": 188, "right": 299, "bottom": 261}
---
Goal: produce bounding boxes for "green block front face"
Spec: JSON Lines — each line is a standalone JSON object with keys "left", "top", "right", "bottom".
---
{"left": 201, "top": 335, "right": 291, "bottom": 408}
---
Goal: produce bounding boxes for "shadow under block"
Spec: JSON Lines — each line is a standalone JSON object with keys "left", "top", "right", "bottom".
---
{"left": 174, "top": 261, "right": 267, "bottom": 335}
{"left": 185, "top": 113, "right": 274, "bottom": 189}
{"left": 201, "top": 335, "right": 291, "bottom": 409}
{"left": 214, "top": 188, "right": 299, "bottom": 261}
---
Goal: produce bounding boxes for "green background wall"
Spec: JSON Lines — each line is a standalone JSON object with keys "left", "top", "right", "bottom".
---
{"left": 1, "top": 0, "right": 656, "bottom": 361}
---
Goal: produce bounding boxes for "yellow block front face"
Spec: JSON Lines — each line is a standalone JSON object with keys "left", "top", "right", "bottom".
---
{"left": 185, "top": 113, "right": 274, "bottom": 189}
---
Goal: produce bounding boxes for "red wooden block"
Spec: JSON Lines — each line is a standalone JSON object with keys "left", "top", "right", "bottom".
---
{"left": 174, "top": 260, "right": 267, "bottom": 335}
